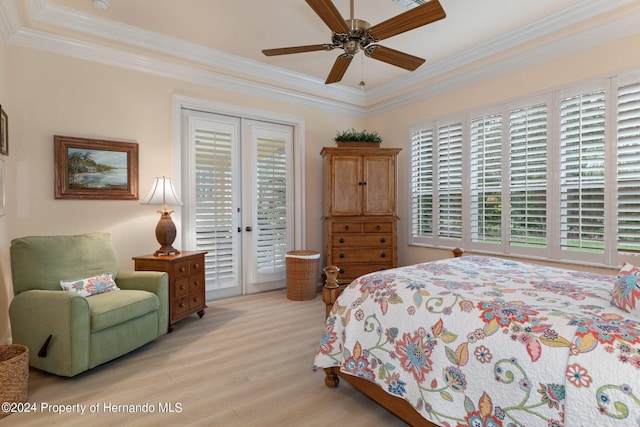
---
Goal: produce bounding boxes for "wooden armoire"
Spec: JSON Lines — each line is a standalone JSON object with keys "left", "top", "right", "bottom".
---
{"left": 321, "top": 146, "right": 401, "bottom": 284}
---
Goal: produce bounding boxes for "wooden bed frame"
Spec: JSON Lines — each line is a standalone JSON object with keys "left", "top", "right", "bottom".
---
{"left": 320, "top": 248, "right": 464, "bottom": 427}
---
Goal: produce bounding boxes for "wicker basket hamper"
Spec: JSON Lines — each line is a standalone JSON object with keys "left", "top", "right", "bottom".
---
{"left": 286, "top": 250, "right": 320, "bottom": 301}
{"left": 0, "top": 344, "right": 29, "bottom": 419}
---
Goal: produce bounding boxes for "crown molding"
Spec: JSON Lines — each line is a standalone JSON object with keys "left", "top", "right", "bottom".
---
{"left": 367, "top": 0, "right": 640, "bottom": 114}
{"left": 1, "top": 0, "right": 638, "bottom": 117}
{"left": 26, "top": 0, "right": 367, "bottom": 107}
{"left": 367, "top": 0, "right": 636, "bottom": 108}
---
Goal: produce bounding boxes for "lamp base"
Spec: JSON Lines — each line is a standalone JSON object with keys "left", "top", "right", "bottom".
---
{"left": 154, "top": 211, "right": 180, "bottom": 256}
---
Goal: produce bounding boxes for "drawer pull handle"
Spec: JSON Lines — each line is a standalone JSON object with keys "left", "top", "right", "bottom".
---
{"left": 344, "top": 225, "right": 350, "bottom": 230}
{"left": 339, "top": 253, "right": 345, "bottom": 258}
{"left": 339, "top": 268, "right": 344, "bottom": 274}
{"left": 339, "top": 238, "right": 345, "bottom": 243}
{"left": 380, "top": 253, "right": 386, "bottom": 258}
{"left": 380, "top": 238, "right": 386, "bottom": 243}
{"left": 193, "top": 263, "right": 200, "bottom": 269}
{"left": 376, "top": 225, "right": 381, "bottom": 230}
{"left": 179, "top": 303, "right": 185, "bottom": 308}
{"left": 179, "top": 266, "right": 187, "bottom": 273}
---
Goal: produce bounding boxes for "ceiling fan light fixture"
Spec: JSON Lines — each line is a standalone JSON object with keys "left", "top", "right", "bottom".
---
{"left": 92, "top": 0, "right": 109, "bottom": 10}
{"left": 262, "top": 0, "right": 446, "bottom": 85}
{"left": 343, "top": 40, "right": 360, "bottom": 55}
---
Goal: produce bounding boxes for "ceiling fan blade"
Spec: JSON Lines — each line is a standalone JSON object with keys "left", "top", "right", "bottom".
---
{"left": 262, "top": 44, "right": 332, "bottom": 56}
{"left": 325, "top": 54, "right": 353, "bottom": 84}
{"left": 365, "top": 45, "right": 425, "bottom": 71}
{"left": 305, "top": 0, "right": 350, "bottom": 34}
{"left": 368, "top": 0, "right": 446, "bottom": 42}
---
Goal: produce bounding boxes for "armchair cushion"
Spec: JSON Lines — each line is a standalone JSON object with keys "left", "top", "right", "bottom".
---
{"left": 11, "top": 232, "right": 119, "bottom": 295}
{"left": 86, "top": 290, "right": 159, "bottom": 332}
{"left": 60, "top": 272, "right": 120, "bottom": 297}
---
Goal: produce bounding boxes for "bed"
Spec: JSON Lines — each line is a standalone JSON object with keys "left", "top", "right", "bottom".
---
{"left": 313, "top": 251, "right": 640, "bottom": 426}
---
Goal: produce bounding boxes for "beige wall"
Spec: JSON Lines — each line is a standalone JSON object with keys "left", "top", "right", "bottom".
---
{"left": 2, "top": 30, "right": 640, "bottom": 343}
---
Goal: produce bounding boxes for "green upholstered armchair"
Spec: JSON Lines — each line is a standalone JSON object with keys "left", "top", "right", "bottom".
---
{"left": 9, "top": 232, "right": 168, "bottom": 377}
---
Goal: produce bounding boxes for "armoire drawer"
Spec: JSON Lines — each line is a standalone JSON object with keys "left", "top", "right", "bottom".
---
{"left": 332, "top": 234, "right": 392, "bottom": 247}
{"left": 332, "top": 247, "right": 392, "bottom": 263}
{"left": 337, "top": 263, "right": 394, "bottom": 281}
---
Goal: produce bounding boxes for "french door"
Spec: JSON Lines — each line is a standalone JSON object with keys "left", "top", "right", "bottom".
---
{"left": 181, "top": 109, "right": 295, "bottom": 300}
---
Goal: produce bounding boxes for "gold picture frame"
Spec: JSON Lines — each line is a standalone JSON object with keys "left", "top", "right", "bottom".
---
{"left": 54, "top": 135, "right": 139, "bottom": 200}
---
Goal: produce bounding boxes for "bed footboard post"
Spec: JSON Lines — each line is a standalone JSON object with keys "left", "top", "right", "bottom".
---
{"left": 322, "top": 266, "right": 342, "bottom": 388}
{"left": 452, "top": 247, "right": 464, "bottom": 257}
{"left": 323, "top": 367, "right": 340, "bottom": 388}
{"left": 322, "top": 265, "right": 341, "bottom": 318}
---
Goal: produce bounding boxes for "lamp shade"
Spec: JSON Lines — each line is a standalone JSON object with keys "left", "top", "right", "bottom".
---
{"left": 143, "top": 176, "right": 182, "bottom": 206}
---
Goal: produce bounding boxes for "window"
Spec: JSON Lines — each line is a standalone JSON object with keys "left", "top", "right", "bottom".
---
{"left": 470, "top": 113, "right": 503, "bottom": 246}
{"left": 437, "top": 122, "right": 463, "bottom": 241}
{"left": 618, "top": 82, "right": 640, "bottom": 252}
{"left": 410, "top": 129, "right": 434, "bottom": 239}
{"left": 559, "top": 91, "right": 606, "bottom": 256}
{"left": 509, "top": 104, "right": 548, "bottom": 250}
{"left": 410, "top": 74, "right": 640, "bottom": 266}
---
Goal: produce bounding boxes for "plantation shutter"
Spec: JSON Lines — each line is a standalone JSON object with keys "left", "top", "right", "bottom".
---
{"left": 470, "top": 114, "right": 503, "bottom": 245}
{"left": 254, "top": 135, "right": 289, "bottom": 274}
{"left": 560, "top": 91, "right": 606, "bottom": 254}
{"left": 617, "top": 82, "right": 640, "bottom": 252}
{"left": 193, "top": 123, "right": 238, "bottom": 289}
{"left": 410, "top": 129, "right": 434, "bottom": 240}
{"left": 509, "top": 104, "right": 548, "bottom": 248}
{"left": 437, "top": 123, "right": 463, "bottom": 240}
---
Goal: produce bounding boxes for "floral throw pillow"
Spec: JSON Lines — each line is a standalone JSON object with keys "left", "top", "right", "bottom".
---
{"left": 611, "top": 262, "right": 640, "bottom": 315}
{"left": 60, "top": 273, "right": 119, "bottom": 297}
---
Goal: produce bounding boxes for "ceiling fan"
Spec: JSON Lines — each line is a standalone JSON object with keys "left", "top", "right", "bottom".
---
{"left": 262, "top": 0, "right": 446, "bottom": 85}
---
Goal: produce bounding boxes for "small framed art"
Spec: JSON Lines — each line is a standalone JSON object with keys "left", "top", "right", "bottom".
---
{"left": 0, "top": 106, "right": 7, "bottom": 156}
{"left": 54, "top": 135, "right": 139, "bottom": 200}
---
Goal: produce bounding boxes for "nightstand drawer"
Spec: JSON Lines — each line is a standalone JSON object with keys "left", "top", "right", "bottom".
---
{"left": 173, "top": 260, "right": 191, "bottom": 277}
{"left": 190, "top": 275, "right": 204, "bottom": 292}
{"left": 189, "top": 293, "right": 205, "bottom": 310}
{"left": 174, "top": 277, "right": 190, "bottom": 297}
{"left": 174, "top": 296, "right": 190, "bottom": 317}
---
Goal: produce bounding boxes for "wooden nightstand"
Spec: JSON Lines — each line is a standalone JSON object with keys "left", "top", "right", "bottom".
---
{"left": 133, "top": 251, "right": 207, "bottom": 332}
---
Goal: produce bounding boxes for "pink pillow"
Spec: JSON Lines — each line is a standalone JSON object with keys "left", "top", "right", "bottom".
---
{"left": 611, "top": 262, "right": 640, "bottom": 315}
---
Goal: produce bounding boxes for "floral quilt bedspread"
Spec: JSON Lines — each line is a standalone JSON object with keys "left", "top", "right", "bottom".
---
{"left": 313, "top": 256, "right": 640, "bottom": 427}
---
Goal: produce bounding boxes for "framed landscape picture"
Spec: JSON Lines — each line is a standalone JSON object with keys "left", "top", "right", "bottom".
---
{"left": 54, "top": 135, "right": 139, "bottom": 200}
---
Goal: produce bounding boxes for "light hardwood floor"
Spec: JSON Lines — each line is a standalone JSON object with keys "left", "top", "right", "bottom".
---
{"left": 4, "top": 289, "right": 408, "bottom": 426}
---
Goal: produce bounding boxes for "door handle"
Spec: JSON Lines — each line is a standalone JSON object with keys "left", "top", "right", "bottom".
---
{"left": 245, "top": 226, "right": 252, "bottom": 232}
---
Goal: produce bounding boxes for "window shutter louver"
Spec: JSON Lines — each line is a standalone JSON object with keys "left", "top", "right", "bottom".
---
{"left": 437, "top": 123, "right": 463, "bottom": 240}
{"left": 618, "top": 82, "right": 640, "bottom": 252}
{"left": 255, "top": 136, "right": 288, "bottom": 274}
{"left": 471, "top": 114, "right": 503, "bottom": 244}
{"left": 410, "top": 129, "right": 434, "bottom": 238}
{"left": 560, "top": 91, "right": 606, "bottom": 254}
{"left": 194, "top": 127, "right": 237, "bottom": 287}
{"left": 509, "top": 104, "right": 548, "bottom": 248}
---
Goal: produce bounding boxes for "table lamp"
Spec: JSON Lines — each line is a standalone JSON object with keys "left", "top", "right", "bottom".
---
{"left": 143, "top": 176, "right": 182, "bottom": 256}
